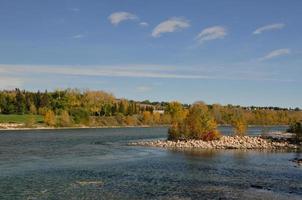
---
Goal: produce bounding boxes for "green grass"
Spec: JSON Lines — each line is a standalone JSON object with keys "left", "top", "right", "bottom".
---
{"left": 0, "top": 114, "right": 44, "bottom": 124}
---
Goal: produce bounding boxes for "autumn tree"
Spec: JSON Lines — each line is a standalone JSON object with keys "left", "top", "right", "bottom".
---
{"left": 142, "top": 111, "right": 153, "bottom": 125}
{"left": 60, "top": 110, "right": 72, "bottom": 127}
{"left": 168, "top": 102, "right": 220, "bottom": 141}
{"left": 29, "top": 104, "right": 37, "bottom": 114}
{"left": 230, "top": 108, "right": 247, "bottom": 136}
{"left": 83, "top": 90, "right": 115, "bottom": 116}
{"left": 165, "top": 101, "right": 186, "bottom": 123}
{"left": 184, "top": 102, "right": 220, "bottom": 140}
{"left": 44, "top": 110, "right": 56, "bottom": 126}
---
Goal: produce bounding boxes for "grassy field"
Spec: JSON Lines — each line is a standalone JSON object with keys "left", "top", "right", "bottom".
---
{"left": 0, "top": 114, "right": 44, "bottom": 124}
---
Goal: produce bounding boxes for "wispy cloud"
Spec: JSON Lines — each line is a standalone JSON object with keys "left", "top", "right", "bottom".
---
{"left": 72, "top": 34, "right": 84, "bottom": 39}
{"left": 0, "top": 76, "right": 24, "bottom": 89}
{"left": 196, "top": 26, "right": 227, "bottom": 44}
{"left": 108, "top": 12, "right": 138, "bottom": 26}
{"left": 0, "top": 64, "right": 210, "bottom": 79}
{"left": 0, "top": 64, "right": 296, "bottom": 82}
{"left": 253, "top": 23, "right": 285, "bottom": 35}
{"left": 139, "top": 22, "right": 149, "bottom": 27}
{"left": 136, "top": 86, "right": 152, "bottom": 92}
{"left": 259, "top": 48, "right": 291, "bottom": 61}
{"left": 152, "top": 17, "right": 190, "bottom": 37}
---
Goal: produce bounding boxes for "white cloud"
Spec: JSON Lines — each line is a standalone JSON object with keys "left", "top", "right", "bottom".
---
{"left": 136, "top": 86, "right": 152, "bottom": 92}
{"left": 259, "top": 48, "right": 291, "bottom": 61}
{"left": 108, "top": 12, "right": 138, "bottom": 26}
{"left": 0, "top": 64, "right": 211, "bottom": 80}
{"left": 196, "top": 26, "right": 227, "bottom": 44}
{"left": 139, "top": 22, "right": 149, "bottom": 27}
{"left": 152, "top": 17, "right": 190, "bottom": 37}
{"left": 0, "top": 63, "right": 297, "bottom": 83}
{"left": 253, "top": 23, "right": 285, "bottom": 35}
{"left": 72, "top": 34, "right": 84, "bottom": 39}
{"left": 0, "top": 77, "right": 24, "bottom": 89}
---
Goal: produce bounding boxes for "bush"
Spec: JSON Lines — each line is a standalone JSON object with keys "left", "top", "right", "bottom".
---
{"left": 59, "top": 110, "right": 72, "bottom": 127}
{"left": 231, "top": 118, "right": 247, "bottom": 136}
{"left": 25, "top": 114, "right": 36, "bottom": 128}
{"left": 69, "top": 108, "right": 90, "bottom": 125}
{"left": 168, "top": 102, "right": 221, "bottom": 141}
{"left": 287, "top": 122, "right": 302, "bottom": 143}
{"left": 168, "top": 120, "right": 192, "bottom": 141}
{"left": 44, "top": 110, "right": 56, "bottom": 126}
{"left": 201, "top": 130, "right": 221, "bottom": 141}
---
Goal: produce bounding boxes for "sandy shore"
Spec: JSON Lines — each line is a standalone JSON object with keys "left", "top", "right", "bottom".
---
{"left": 130, "top": 136, "right": 298, "bottom": 150}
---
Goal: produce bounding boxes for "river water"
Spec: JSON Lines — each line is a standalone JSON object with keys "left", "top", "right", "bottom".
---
{"left": 0, "top": 126, "right": 301, "bottom": 199}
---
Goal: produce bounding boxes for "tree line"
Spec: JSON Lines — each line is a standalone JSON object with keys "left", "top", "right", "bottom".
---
{"left": 0, "top": 88, "right": 301, "bottom": 128}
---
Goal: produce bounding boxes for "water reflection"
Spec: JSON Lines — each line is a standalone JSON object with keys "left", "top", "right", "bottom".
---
{"left": 169, "top": 148, "right": 220, "bottom": 158}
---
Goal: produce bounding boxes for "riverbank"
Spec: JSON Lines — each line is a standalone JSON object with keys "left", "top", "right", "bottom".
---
{"left": 130, "top": 136, "right": 298, "bottom": 150}
{"left": 0, "top": 124, "right": 168, "bottom": 131}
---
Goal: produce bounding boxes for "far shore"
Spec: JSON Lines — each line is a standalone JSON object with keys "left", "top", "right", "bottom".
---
{"left": 0, "top": 124, "right": 169, "bottom": 131}
{"left": 0, "top": 122, "right": 288, "bottom": 132}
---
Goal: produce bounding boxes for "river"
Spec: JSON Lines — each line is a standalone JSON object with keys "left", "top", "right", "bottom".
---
{"left": 0, "top": 126, "right": 301, "bottom": 199}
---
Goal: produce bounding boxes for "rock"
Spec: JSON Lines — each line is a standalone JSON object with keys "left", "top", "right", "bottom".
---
{"left": 291, "top": 158, "right": 302, "bottom": 166}
{"left": 129, "top": 136, "right": 298, "bottom": 150}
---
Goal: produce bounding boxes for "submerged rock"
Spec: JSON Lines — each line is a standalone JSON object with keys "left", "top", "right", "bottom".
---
{"left": 291, "top": 158, "right": 302, "bottom": 166}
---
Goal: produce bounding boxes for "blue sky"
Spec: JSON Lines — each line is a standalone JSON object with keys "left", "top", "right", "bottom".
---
{"left": 0, "top": 0, "right": 301, "bottom": 108}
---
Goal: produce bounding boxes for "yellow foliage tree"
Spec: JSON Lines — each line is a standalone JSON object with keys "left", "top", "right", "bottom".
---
{"left": 168, "top": 102, "right": 220, "bottom": 141}
{"left": 231, "top": 109, "right": 247, "bottom": 136}
{"left": 83, "top": 90, "right": 115, "bottom": 115}
{"left": 185, "top": 102, "right": 220, "bottom": 140}
{"left": 29, "top": 104, "right": 37, "bottom": 114}
{"left": 232, "top": 118, "right": 247, "bottom": 136}
{"left": 125, "top": 116, "right": 136, "bottom": 126}
{"left": 165, "top": 101, "right": 187, "bottom": 123}
{"left": 44, "top": 110, "right": 56, "bottom": 126}
{"left": 142, "top": 111, "right": 153, "bottom": 125}
{"left": 60, "top": 110, "right": 72, "bottom": 127}
{"left": 153, "top": 112, "right": 161, "bottom": 124}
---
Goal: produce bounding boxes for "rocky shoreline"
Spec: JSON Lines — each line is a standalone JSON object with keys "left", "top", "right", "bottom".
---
{"left": 130, "top": 136, "right": 298, "bottom": 150}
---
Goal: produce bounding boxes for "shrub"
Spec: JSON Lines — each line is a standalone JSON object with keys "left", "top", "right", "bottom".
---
{"left": 231, "top": 118, "right": 247, "bottom": 136}
{"left": 185, "top": 102, "right": 220, "bottom": 140}
{"left": 125, "top": 115, "right": 137, "bottom": 126}
{"left": 60, "top": 110, "right": 72, "bottom": 127}
{"left": 168, "top": 102, "right": 221, "bottom": 141}
{"left": 25, "top": 114, "right": 36, "bottom": 128}
{"left": 201, "top": 130, "right": 221, "bottom": 141}
{"left": 168, "top": 123, "right": 187, "bottom": 140}
{"left": 142, "top": 111, "right": 153, "bottom": 125}
{"left": 69, "top": 108, "right": 90, "bottom": 125}
{"left": 44, "top": 110, "right": 56, "bottom": 126}
{"left": 287, "top": 122, "right": 302, "bottom": 143}
{"left": 29, "top": 104, "right": 37, "bottom": 114}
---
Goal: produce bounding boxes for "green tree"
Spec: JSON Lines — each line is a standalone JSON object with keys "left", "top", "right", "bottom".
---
{"left": 15, "top": 89, "right": 26, "bottom": 114}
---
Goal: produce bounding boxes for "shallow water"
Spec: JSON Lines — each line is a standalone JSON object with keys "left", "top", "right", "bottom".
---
{"left": 0, "top": 126, "right": 301, "bottom": 200}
